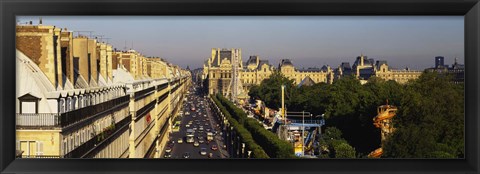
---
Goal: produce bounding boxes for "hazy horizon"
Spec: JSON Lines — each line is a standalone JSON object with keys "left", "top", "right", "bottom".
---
{"left": 17, "top": 16, "right": 464, "bottom": 70}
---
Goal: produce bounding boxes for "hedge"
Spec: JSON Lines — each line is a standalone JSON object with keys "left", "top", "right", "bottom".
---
{"left": 211, "top": 95, "right": 269, "bottom": 158}
{"left": 215, "top": 94, "right": 295, "bottom": 158}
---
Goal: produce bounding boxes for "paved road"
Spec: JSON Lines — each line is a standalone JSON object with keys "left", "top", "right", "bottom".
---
{"left": 163, "top": 85, "right": 227, "bottom": 159}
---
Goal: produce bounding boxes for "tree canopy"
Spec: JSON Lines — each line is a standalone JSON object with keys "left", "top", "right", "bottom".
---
{"left": 248, "top": 71, "right": 464, "bottom": 158}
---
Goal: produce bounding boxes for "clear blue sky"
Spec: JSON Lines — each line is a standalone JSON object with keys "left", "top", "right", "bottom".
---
{"left": 18, "top": 16, "right": 464, "bottom": 70}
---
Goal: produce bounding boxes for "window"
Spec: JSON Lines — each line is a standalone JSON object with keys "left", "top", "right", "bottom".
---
{"left": 59, "top": 98, "right": 65, "bottom": 113}
{"left": 63, "top": 138, "right": 67, "bottom": 155}
{"left": 71, "top": 97, "right": 75, "bottom": 111}
{"left": 69, "top": 136, "right": 73, "bottom": 152}
{"left": 65, "top": 97, "right": 71, "bottom": 112}
{"left": 21, "top": 101, "right": 36, "bottom": 114}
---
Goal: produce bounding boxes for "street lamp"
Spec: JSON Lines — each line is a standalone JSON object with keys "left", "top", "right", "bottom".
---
{"left": 302, "top": 111, "right": 305, "bottom": 157}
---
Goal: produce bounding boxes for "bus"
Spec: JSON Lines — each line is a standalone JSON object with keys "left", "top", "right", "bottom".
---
{"left": 186, "top": 129, "right": 195, "bottom": 143}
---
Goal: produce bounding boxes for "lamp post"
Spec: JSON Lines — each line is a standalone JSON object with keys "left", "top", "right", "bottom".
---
{"left": 302, "top": 111, "right": 305, "bottom": 157}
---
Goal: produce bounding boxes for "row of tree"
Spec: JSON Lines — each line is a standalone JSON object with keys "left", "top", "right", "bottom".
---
{"left": 211, "top": 94, "right": 270, "bottom": 158}
{"left": 248, "top": 71, "right": 464, "bottom": 158}
{"left": 215, "top": 94, "right": 296, "bottom": 158}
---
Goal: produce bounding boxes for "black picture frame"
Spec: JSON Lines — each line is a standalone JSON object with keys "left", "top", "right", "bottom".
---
{"left": 1, "top": 0, "right": 479, "bottom": 174}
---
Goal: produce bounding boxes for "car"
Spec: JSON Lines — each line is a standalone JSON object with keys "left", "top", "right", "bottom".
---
{"left": 194, "top": 141, "right": 200, "bottom": 147}
{"left": 206, "top": 128, "right": 211, "bottom": 132}
{"left": 205, "top": 123, "right": 209, "bottom": 126}
{"left": 165, "top": 147, "right": 172, "bottom": 153}
{"left": 211, "top": 145, "right": 218, "bottom": 151}
{"left": 196, "top": 122, "right": 200, "bottom": 125}
{"left": 199, "top": 127, "right": 204, "bottom": 131}
{"left": 198, "top": 139, "right": 204, "bottom": 144}
{"left": 198, "top": 136, "right": 204, "bottom": 140}
{"left": 164, "top": 153, "right": 172, "bottom": 158}
{"left": 177, "top": 138, "right": 183, "bottom": 144}
{"left": 183, "top": 152, "right": 190, "bottom": 158}
{"left": 186, "top": 124, "right": 190, "bottom": 128}
{"left": 200, "top": 148, "right": 207, "bottom": 156}
{"left": 193, "top": 127, "right": 197, "bottom": 131}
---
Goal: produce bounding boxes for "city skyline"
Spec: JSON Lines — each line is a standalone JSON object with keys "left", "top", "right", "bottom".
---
{"left": 17, "top": 16, "right": 464, "bottom": 70}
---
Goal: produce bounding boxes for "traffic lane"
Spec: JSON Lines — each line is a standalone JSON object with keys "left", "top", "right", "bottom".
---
{"left": 171, "top": 113, "right": 220, "bottom": 157}
{"left": 168, "top": 93, "right": 221, "bottom": 158}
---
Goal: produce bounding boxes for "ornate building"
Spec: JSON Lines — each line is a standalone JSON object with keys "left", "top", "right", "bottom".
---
{"left": 202, "top": 48, "right": 246, "bottom": 98}
{"left": 202, "top": 48, "right": 334, "bottom": 101}
{"left": 278, "top": 59, "right": 334, "bottom": 85}
{"left": 335, "top": 54, "right": 422, "bottom": 84}
{"left": 16, "top": 23, "right": 191, "bottom": 158}
{"left": 374, "top": 60, "right": 422, "bottom": 84}
{"left": 202, "top": 48, "right": 426, "bottom": 101}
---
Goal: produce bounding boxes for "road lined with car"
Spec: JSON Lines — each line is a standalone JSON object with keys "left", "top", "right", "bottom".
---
{"left": 163, "top": 84, "right": 227, "bottom": 159}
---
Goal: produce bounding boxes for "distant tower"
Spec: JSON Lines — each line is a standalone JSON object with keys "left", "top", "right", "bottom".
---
{"left": 435, "top": 56, "right": 445, "bottom": 68}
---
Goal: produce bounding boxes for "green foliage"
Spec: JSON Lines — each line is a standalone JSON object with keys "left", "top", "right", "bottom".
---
{"left": 323, "top": 127, "right": 343, "bottom": 140}
{"left": 248, "top": 72, "right": 296, "bottom": 109}
{"left": 383, "top": 72, "right": 464, "bottom": 158}
{"left": 318, "top": 127, "right": 356, "bottom": 158}
{"left": 211, "top": 95, "right": 269, "bottom": 158}
{"left": 333, "top": 142, "right": 356, "bottom": 158}
{"left": 215, "top": 94, "right": 295, "bottom": 158}
{"left": 248, "top": 70, "right": 464, "bottom": 158}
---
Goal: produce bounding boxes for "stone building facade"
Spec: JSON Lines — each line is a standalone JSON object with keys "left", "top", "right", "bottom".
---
{"left": 202, "top": 48, "right": 425, "bottom": 101}
{"left": 16, "top": 23, "right": 191, "bottom": 158}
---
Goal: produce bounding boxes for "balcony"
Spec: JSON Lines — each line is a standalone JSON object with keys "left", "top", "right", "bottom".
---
{"left": 134, "top": 86, "right": 155, "bottom": 101}
{"left": 157, "top": 92, "right": 168, "bottom": 104}
{"left": 63, "top": 116, "right": 131, "bottom": 158}
{"left": 21, "top": 155, "right": 61, "bottom": 158}
{"left": 156, "top": 83, "right": 168, "bottom": 92}
{"left": 136, "top": 99, "right": 156, "bottom": 120}
{"left": 16, "top": 113, "right": 61, "bottom": 128}
{"left": 61, "top": 95, "right": 130, "bottom": 128}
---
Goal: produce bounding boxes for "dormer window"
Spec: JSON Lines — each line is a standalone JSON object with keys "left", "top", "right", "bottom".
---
{"left": 18, "top": 93, "right": 40, "bottom": 114}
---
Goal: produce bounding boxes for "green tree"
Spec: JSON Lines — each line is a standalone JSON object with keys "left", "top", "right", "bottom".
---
{"left": 318, "top": 127, "right": 356, "bottom": 158}
{"left": 251, "top": 71, "right": 296, "bottom": 109}
{"left": 383, "top": 72, "right": 464, "bottom": 158}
